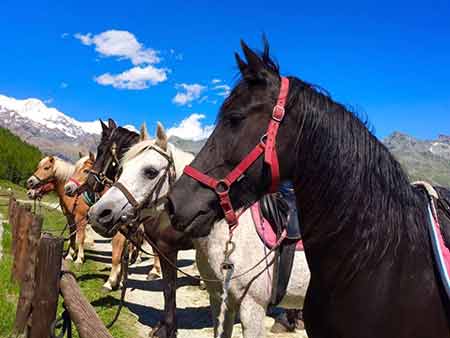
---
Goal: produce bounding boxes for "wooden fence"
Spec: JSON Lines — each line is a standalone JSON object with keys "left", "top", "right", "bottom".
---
{"left": 7, "top": 197, "right": 112, "bottom": 338}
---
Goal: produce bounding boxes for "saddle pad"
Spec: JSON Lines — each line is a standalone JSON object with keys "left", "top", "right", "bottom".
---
{"left": 251, "top": 201, "right": 303, "bottom": 251}
{"left": 426, "top": 201, "right": 450, "bottom": 299}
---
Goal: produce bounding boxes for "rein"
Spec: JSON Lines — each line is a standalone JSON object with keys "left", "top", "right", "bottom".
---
{"left": 183, "top": 76, "right": 290, "bottom": 228}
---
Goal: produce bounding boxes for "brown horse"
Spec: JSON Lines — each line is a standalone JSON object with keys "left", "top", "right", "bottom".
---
{"left": 27, "top": 155, "right": 90, "bottom": 264}
{"left": 64, "top": 151, "right": 158, "bottom": 290}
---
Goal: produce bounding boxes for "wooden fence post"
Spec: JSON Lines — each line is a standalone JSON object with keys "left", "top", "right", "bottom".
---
{"left": 60, "top": 261, "right": 113, "bottom": 338}
{"left": 11, "top": 204, "right": 28, "bottom": 283}
{"left": 11, "top": 211, "right": 43, "bottom": 338}
{"left": 29, "top": 233, "right": 64, "bottom": 338}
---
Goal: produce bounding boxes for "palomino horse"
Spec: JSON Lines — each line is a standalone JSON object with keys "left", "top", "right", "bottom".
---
{"left": 85, "top": 119, "right": 162, "bottom": 284}
{"left": 167, "top": 40, "right": 450, "bottom": 338}
{"left": 88, "top": 123, "right": 195, "bottom": 338}
{"left": 64, "top": 150, "right": 141, "bottom": 291}
{"left": 27, "top": 155, "right": 90, "bottom": 264}
{"left": 88, "top": 123, "right": 310, "bottom": 338}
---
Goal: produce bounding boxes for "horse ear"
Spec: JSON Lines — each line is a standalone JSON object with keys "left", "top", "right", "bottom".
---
{"left": 108, "top": 118, "right": 117, "bottom": 130}
{"left": 241, "top": 40, "right": 265, "bottom": 75}
{"left": 139, "top": 123, "right": 150, "bottom": 141}
{"left": 89, "top": 152, "right": 95, "bottom": 161}
{"left": 155, "top": 122, "right": 168, "bottom": 150}
{"left": 235, "top": 52, "right": 248, "bottom": 75}
{"left": 100, "top": 119, "right": 110, "bottom": 137}
{"left": 78, "top": 151, "right": 84, "bottom": 159}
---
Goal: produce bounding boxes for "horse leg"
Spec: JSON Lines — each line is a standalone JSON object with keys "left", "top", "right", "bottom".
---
{"left": 103, "top": 232, "right": 125, "bottom": 291}
{"left": 147, "top": 248, "right": 162, "bottom": 280}
{"left": 150, "top": 248, "right": 177, "bottom": 338}
{"left": 240, "top": 297, "right": 266, "bottom": 338}
{"left": 74, "top": 219, "right": 86, "bottom": 265}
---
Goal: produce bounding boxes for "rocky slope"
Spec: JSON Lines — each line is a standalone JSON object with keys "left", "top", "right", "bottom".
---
{"left": 384, "top": 132, "right": 450, "bottom": 187}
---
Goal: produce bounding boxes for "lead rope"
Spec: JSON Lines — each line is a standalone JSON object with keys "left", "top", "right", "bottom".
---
{"left": 216, "top": 237, "right": 235, "bottom": 338}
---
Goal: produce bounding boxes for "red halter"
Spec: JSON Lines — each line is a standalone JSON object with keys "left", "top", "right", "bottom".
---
{"left": 184, "top": 77, "right": 290, "bottom": 227}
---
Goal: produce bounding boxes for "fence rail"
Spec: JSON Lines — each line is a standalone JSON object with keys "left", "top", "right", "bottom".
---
{"left": 7, "top": 196, "right": 111, "bottom": 338}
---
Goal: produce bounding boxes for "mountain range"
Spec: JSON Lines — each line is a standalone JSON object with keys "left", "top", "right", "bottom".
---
{"left": 0, "top": 94, "right": 449, "bottom": 187}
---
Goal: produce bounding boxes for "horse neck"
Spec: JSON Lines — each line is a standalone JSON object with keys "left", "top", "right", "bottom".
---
{"left": 288, "top": 105, "right": 428, "bottom": 283}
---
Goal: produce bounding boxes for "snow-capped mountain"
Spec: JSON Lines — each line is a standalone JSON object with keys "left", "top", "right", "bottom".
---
{"left": 0, "top": 94, "right": 104, "bottom": 161}
{"left": 0, "top": 94, "right": 102, "bottom": 138}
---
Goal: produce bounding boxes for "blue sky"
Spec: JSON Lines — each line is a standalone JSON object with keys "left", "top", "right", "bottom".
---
{"left": 1, "top": 0, "right": 449, "bottom": 140}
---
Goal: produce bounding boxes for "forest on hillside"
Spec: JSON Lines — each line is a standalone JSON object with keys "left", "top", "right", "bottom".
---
{"left": 0, "top": 127, "right": 42, "bottom": 185}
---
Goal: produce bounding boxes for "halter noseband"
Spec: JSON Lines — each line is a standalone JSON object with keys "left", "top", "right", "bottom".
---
{"left": 183, "top": 76, "right": 290, "bottom": 227}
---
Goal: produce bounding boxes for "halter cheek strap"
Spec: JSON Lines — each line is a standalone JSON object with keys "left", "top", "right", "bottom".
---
{"left": 183, "top": 76, "right": 290, "bottom": 227}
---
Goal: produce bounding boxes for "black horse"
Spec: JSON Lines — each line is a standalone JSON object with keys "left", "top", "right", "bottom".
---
{"left": 167, "top": 40, "right": 450, "bottom": 337}
{"left": 87, "top": 119, "right": 193, "bottom": 338}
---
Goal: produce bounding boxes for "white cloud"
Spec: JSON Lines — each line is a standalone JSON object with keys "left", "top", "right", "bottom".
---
{"left": 44, "top": 98, "right": 54, "bottom": 104}
{"left": 172, "top": 83, "right": 206, "bottom": 106}
{"left": 94, "top": 65, "right": 168, "bottom": 90}
{"left": 167, "top": 113, "right": 214, "bottom": 141}
{"left": 60, "top": 82, "right": 69, "bottom": 89}
{"left": 61, "top": 32, "right": 69, "bottom": 39}
{"left": 213, "top": 84, "right": 231, "bottom": 97}
{"left": 211, "top": 78, "right": 221, "bottom": 84}
{"left": 74, "top": 30, "right": 160, "bottom": 65}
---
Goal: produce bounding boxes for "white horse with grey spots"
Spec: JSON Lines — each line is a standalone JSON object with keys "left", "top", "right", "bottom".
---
{"left": 89, "top": 123, "right": 310, "bottom": 338}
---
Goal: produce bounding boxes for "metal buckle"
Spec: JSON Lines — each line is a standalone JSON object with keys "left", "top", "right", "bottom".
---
{"left": 272, "top": 105, "right": 285, "bottom": 122}
{"left": 215, "top": 179, "right": 230, "bottom": 195}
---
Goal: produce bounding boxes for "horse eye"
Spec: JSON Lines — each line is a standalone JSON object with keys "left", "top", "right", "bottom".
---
{"left": 83, "top": 169, "right": 90, "bottom": 174}
{"left": 143, "top": 167, "right": 159, "bottom": 179}
{"left": 227, "top": 113, "right": 246, "bottom": 126}
{"left": 44, "top": 166, "right": 51, "bottom": 170}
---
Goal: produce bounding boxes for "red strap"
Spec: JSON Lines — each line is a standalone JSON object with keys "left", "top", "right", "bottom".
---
{"left": 225, "top": 143, "right": 265, "bottom": 184}
{"left": 265, "top": 77, "right": 289, "bottom": 192}
{"left": 69, "top": 177, "right": 81, "bottom": 187}
{"left": 184, "top": 166, "right": 218, "bottom": 189}
{"left": 183, "top": 76, "right": 290, "bottom": 227}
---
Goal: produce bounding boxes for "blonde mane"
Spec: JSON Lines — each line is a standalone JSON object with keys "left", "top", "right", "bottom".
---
{"left": 39, "top": 156, "right": 76, "bottom": 182}
{"left": 74, "top": 156, "right": 90, "bottom": 171}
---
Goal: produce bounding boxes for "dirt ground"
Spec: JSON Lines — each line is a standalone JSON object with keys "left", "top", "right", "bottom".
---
{"left": 90, "top": 229, "right": 308, "bottom": 338}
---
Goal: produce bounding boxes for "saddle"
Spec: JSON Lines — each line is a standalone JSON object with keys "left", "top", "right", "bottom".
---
{"left": 258, "top": 193, "right": 302, "bottom": 306}
{"left": 414, "top": 182, "right": 450, "bottom": 300}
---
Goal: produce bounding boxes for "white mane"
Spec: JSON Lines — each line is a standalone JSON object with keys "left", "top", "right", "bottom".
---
{"left": 122, "top": 139, "right": 194, "bottom": 179}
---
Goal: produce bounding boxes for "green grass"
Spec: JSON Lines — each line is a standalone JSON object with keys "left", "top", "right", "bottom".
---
{"left": 0, "top": 221, "right": 19, "bottom": 338}
{"left": 0, "top": 183, "right": 140, "bottom": 338}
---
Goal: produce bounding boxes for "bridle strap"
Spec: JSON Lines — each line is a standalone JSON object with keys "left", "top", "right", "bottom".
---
{"left": 113, "top": 181, "right": 140, "bottom": 209}
{"left": 112, "top": 146, "right": 176, "bottom": 222}
{"left": 184, "top": 76, "right": 289, "bottom": 227}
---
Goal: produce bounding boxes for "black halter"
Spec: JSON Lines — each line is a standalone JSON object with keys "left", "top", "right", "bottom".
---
{"left": 89, "top": 142, "right": 121, "bottom": 193}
